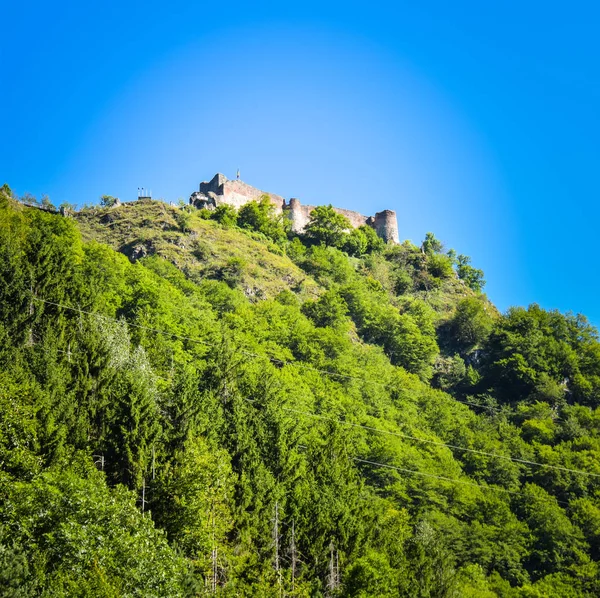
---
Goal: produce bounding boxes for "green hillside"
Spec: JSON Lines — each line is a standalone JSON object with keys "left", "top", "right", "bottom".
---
{"left": 75, "top": 199, "right": 320, "bottom": 300}
{"left": 1, "top": 186, "right": 600, "bottom": 597}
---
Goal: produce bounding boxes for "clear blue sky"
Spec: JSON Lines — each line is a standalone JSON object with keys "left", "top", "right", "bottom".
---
{"left": 2, "top": 1, "right": 599, "bottom": 324}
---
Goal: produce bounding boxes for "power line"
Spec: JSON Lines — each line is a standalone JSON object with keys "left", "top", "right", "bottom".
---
{"left": 32, "top": 296, "right": 600, "bottom": 481}
{"left": 353, "top": 457, "right": 521, "bottom": 495}
{"left": 283, "top": 407, "right": 600, "bottom": 479}
{"left": 29, "top": 297, "right": 590, "bottom": 504}
{"left": 351, "top": 457, "right": 558, "bottom": 501}
{"left": 295, "top": 443, "right": 569, "bottom": 506}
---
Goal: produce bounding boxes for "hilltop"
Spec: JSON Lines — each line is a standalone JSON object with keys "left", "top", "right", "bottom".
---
{"left": 189, "top": 172, "right": 400, "bottom": 244}
{"left": 1, "top": 185, "right": 600, "bottom": 597}
{"left": 75, "top": 199, "right": 320, "bottom": 301}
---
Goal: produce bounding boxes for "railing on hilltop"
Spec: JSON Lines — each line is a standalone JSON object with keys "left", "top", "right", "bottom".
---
{"left": 17, "top": 200, "right": 73, "bottom": 215}
{"left": 19, "top": 200, "right": 58, "bottom": 213}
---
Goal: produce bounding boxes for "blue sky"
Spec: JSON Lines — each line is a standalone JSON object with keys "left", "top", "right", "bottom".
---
{"left": 1, "top": 1, "right": 599, "bottom": 324}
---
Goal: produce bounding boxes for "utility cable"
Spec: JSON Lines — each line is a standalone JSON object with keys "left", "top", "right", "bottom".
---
{"left": 29, "top": 297, "right": 595, "bottom": 498}
{"left": 34, "top": 296, "right": 595, "bottom": 480}
{"left": 283, "top": 407, "right": 600, "bottom": 479}
{"left": 295, "top": 443, "right": 569, "bottom": 505}
{"left": 35, "top": 297, "right": 600, "bottom": 478}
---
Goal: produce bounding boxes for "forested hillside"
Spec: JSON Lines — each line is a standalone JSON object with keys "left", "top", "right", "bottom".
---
{"left": 2, "top": 186, "right": 600, "bottom": 597}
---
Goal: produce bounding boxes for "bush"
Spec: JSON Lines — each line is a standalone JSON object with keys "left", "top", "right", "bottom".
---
{"left": 176, "top": 210, "right": 193, "bottom": 232}
{"left": 421, "top": 232, "right": 443, "bottom": 254}
{"left": 302, "top": 289, "right": 349, "bottom": 328}
{"left": 360, "top": 225, "right": 386, "bottom": 253}
{"left": 304, "top": 205, "right": 351, "bottom": 248}
{"left": 457, "top": 254, "right": 485, "bottom": 291}
{"left": 450, "top": 297, "right": 494, "bottom": 350}
{"left": 211, "top": 205, "right": 238, "bottom": 227}
{"left": 342, "top": 228, "right": 368, "bottom": 256}
{"left": 433, "top": 354, "right": 467, "bottom": 390}
{"left": 427, "top": 253, "right": 454, "bottom": 279}
{"left": 238, "top": 196, "right": 288, "bottom": 243}
{"left": 218, "top": 257, "right": 246, "bottom": 288}
{"left": 100, "top": 195, "right": 118, "bottom": 207}
{"left": 394, "top": 269, "right": 413, "bottom": 295}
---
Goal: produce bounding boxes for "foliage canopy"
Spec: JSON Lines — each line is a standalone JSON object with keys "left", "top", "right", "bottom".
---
{"left": 2, "top": 188, "right": 600, "bottom": 596}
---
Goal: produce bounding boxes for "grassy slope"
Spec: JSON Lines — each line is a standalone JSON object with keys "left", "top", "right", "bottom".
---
{"left": 75, "top": 200, "right": 319, "bottom": 301}
{"left": 75, "top": 199, "right": 495, "bottom": 328}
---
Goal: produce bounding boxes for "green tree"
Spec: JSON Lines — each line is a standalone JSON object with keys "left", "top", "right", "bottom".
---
{"left": 360, "top": 225, "right": 385, "bottom": 253}
{"left": 304, "top": 205, "right": 351, "bottom": 248}
{"left": 0, "top": 457, "right": 189, "bottom": 595}
{"left": 481, "top": 304, "right": 600, "bottom": 406}
{"left": 238, "top": 196, "right": 288, "bottom": 243}
{"left": 449, "top": 297, "right": 494, "bottom": 351}
{"left": 40, "top": 194, "right": 55, "bottom": 210}
{"left": 345, "top": 550, "right": 398, "bottom": 597}
{"left": 210, "top": 204, "right": 238, "bottom": 227}
{"left": 59, "top": 201, "right": 76, "bottom": 212}
{"left": 422, "top": 232, "right": 443, "bottom": 254}
{"left": 0, "top": 183, "right": 14, "bottom": 200}
{"left": 456, "top": 254, "right": 485, "bottom": 291}
{"left": 176, "top": 208, "right": 193, "bottom": 232}
{"left": 302, "top": 288, "right": 349, "bottom": 329}
{"left": 401, "top": 521, "right": 459, "bottom": 598}
{"left": 433, "top": 354, "right": 467, "bottom": 390}
{"left": 20, "top": 192, "right": 38, "bottom": 205}
{"left": 152, "top": 437, "right": 234, "bottom": 570}
{"left": 427, "top": 253, "right": 454, "bottom": 279}
{"left": 516, "top": 484, "right": 588, "bottom": 579}
{"left": 100, "top": 194, "right": 118, "bottom": 207}
{"left": 342, "top": 227, "right": 369, "bottom": 256}
{"left": 103, "top": 346, "right": 162, "bottom": 489}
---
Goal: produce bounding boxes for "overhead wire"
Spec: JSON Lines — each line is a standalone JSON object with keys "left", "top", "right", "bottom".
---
{"left": 283, "top": 407, "right": 600, "bottom": 479}
{"left": 31, "top": 296, "right": 600, "bottom": 485}
{"left": 294, "top": 442, "right": 569, "bottom": 506}
{"left": 353, "top": 458, "right": 524, "bottom": 497}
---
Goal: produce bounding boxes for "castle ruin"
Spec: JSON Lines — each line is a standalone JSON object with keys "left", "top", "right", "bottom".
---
{"left": 190, "top": 173, "right": 399, "bottom": 244}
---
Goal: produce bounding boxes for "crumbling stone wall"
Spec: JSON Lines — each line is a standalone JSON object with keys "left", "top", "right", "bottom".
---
{"left": 190, "top": 173, "right": 400, "bottom": 244}
{"left": 193, "top": 173, "right": 284, "bottom": 211}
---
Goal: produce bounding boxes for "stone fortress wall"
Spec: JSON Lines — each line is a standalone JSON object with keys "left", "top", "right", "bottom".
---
{"left": 196, "top": 173, "right": 286, "bottom": 210}
{"left": 190, "top": 173, "right": 399, "bottom": 244}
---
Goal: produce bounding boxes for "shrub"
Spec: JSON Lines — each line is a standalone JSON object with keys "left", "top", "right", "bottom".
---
{"left": 100, "top": 195, "right": 118, "bottom": 207}
{"left": 211, "top": 205, "right": 238, "bottom": 227}
{"left": 238, "top": 196, "right": 288, "bottom": 243}
{"left": 427, "top": 253, "right": 454, "bottom": 279}
{"left": 302, "top": 289, "right": 349, "bottom": 328}
{"left": 304, "top": 205, "right": 351, "bottom": 248}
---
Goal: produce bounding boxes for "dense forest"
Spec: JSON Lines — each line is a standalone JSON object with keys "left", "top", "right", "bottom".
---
{"left": 2, "top": 185, "right": 600, "bottom": 597}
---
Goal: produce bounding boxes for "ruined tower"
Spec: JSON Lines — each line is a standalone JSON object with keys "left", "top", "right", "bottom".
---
{"left": 373, "top": 210, "right": 400, "bottom": 244}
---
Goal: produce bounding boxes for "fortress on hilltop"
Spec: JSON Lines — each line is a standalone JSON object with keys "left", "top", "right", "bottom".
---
{"left": 189, "top": 173, "right": 400, "bottom": 244}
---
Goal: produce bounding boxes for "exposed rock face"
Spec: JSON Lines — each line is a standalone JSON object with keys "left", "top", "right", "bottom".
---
{"left": 190, "top": 173, "right": 400, "bottom": 244}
